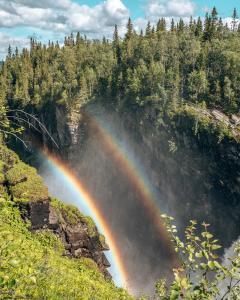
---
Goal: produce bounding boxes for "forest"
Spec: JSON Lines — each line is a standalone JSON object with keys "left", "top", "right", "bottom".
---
{"left": 0, "top": 7, "right": 240, "bottom": 118}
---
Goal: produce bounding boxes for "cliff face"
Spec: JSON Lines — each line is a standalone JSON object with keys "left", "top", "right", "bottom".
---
{"left": 50, "top": 103, "right": 240, "bottom": 247}
{"left": 0, "top": 145, "right": 111, "bottom": 280}
{"left": 18, "top": 102, "right": 240, "bottom": 293}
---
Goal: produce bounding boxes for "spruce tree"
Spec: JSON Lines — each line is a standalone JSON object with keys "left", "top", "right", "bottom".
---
{"left": 203, "top": 13, "right": 211, "bottom": 40}
{"left": 125, "top": 18, "right": 133, "bottom": 40}
{"left": 232, "top": 8, "right": 238, "bottom": 31}
{"left": 145, "top": 21, "right": 151, "bottom": 37}
{"left": 170, "top": 19, "right": 175, "bottom": 32}
{"left": 157, "top": 18, "right": 166, "bottom": 32}
{"left": 195, "top": 17, "right": 203, "bottom": 37}
{"left": 210, "top": 6, "right": 218, "bottom": 38}
{"left": 178, "top": 18, "right": 185, "bottom": 33}
{"left": 113, "top": 25, "right": 121, "bottom": 65}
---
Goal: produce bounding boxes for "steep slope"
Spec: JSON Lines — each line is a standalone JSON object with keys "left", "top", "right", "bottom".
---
{"left": 0, "top": 144, "right": 132, "bottom": 299}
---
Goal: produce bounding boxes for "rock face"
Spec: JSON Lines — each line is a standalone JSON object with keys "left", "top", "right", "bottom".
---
{"left": 0, "top": 145, "right": 112, "bottom": 280}
{"left": 49, "top": 104, "right": 240, "bottom": 247}
{"left": 18, "top": 103, "right": 240, "bottom": 292}
{"left": 27, "top": 200, "right": 111, "bottom": 279}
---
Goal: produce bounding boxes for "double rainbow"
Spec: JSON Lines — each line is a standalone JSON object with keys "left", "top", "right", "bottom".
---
{"left": 40, "top": 112, "right": 175, "bottom": 291}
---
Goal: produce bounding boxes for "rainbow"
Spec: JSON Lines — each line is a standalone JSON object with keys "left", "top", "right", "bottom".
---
{"left": 40, "top": 151, "right": 129, "bottom": 289}
{"left": 86, "top": 112, "right": 175, "bottom": 257}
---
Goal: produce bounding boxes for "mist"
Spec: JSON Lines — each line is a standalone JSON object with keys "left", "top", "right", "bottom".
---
{"left": 37, "top": 105, "right": 240, "bottom": 296}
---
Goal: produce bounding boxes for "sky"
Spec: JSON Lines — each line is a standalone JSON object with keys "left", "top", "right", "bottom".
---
{"left": 0, "top": 0, "right": 239, "bottom": 58}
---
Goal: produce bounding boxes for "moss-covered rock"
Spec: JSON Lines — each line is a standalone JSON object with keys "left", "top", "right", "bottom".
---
{"left": 7, "top": 162, "right": 49, "bottom": 203}
{"left": 50, "top": 198, "right": 97, "bottom": 238}
{"left": 0, "top": 144, "right": 19, "bottom": 169}
{"left": 0, "top": 184, "right": 8, "bottom": 198}
{"left": 0, "top": 161, "right": 5, "bottom": 184}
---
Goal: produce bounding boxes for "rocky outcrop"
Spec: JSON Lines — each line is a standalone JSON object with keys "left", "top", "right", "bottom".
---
{"left": 25, "top": 199, "right": 111, "bottom": 279}
{"left": 0, "top": 145, "right": 111, "bottom": 280}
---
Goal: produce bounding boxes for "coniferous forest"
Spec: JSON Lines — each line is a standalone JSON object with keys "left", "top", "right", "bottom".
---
{"left": 1, "top": 7, "right": 240, "bottom": 117}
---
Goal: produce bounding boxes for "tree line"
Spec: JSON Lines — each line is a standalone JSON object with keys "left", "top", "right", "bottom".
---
{"left": 0, "top": 7, "right": 240, "bottom": 116}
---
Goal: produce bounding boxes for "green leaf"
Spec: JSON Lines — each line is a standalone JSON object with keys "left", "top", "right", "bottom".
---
{"left": 211, "top": 245, "right": 222, "bottom": 250}
{"left": 8, "top": 279, "right": 16, "bottom": 288}
{"left": 0, "top": 277, "right": 4, "bottom": 286}
{"left": 208, "top": 261, "right": 215, "bottom": 269}
{"left": 195, "top": 252, "right": 203, "bottom": 258}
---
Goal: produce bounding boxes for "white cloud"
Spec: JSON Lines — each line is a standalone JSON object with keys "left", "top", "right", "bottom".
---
{"left": 1, "top": 0, "right": 71, "bottom": 9}
{"left": 0, "top": 0, "right": 130, "bottom": 58}
{"left": 0, "top": 0, "right": 129, "bottom": 35}
{"left": 146, "top": 0, "right": 195, "bottom": 20}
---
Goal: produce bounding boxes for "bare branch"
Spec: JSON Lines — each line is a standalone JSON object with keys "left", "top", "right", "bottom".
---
{"left": 6, "top": 109, "right": 59, "bottom": 148}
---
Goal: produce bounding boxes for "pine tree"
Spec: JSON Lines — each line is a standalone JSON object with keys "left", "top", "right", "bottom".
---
{"left": 210, "top": 6, "right": 218, "bottom": 38}
{"left": 217, "top": 18, "right": 224, "bottom": 38}
{"left": 178, "top": 18, "right": 185, "bottom": 33}
{"left": 7, "top": 45, "right": 12, "bottom": 58}
{"left": 232, "top": 8, "right": 238, "bottom": 31}
{"left": 145, "top": 21, "right": 151, "bottom": 37}
{"left": 170, "top": 19, "right": 175, "bottom": 32}
{"left": 76, "top": 32, "right": 82, "bottom": 45}
{"left": 113, "top": 25, "right": 121, "bottom": 65}
{"left": 195, "top": 17, "right": 203, "bottom": 37}
{"left": 113, "top": 25, "right": 119, "bottom": 44}
{"left": 125, "top": 18, "right": 133, "bottom": 40}
{"left": 157, "top": 18, "right": 166, "bottom": 32}
{"left": 151, "top": 26, "right": 155, "bottom": 35}
{"left": 203, "top": 13, "right": 211, "bottom": 40}
{"left": 15, "top": 47, "right": 19, "bottom": 57}
{"left": 211, "top": 6, "right": 218, "bottom": 22}
{"left": 189, "top": 16, "right": 194, "bottom": 33}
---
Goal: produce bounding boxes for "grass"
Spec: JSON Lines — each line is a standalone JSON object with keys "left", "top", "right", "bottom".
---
{"left": 0, "top": 200, "right": 132, "bottom": 299}
{"left": 0, "top": 143, "right": 132, "bottom": 299}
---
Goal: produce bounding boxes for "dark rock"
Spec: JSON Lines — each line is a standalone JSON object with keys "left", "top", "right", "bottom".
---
{"left": 65, "top": 224, "right": 88, "bottom": 244}
{"left": 28, "top": 201, "right": 112, "bottom": 280}
{"left": 30, "top": 201, "right": 50, "bottom": 230}
{"left": 101, "top": 254, "right": 111, "bottom": 268}
{"left": 48, "top": 206, "right": 59, "bottom": 230}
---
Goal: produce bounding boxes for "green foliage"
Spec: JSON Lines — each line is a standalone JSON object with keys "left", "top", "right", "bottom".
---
{"left": 6, "top": 161, "right": 37, "bottom": 185}
{"left": 9, "top": 168, "right": 49, "bottom": 203}
{"left": 0, "top": 200, "right": 132, "bottom": 299}
{"left": 0, "top": 145, "right": 19, "bottom": 169}
{"left": 1, "top": 8, "right": 240, "bottom": 124}
{"left": 0, "top": 145, "right": 131, "bottom": 298}
{"left": 156, "top": 215, "right": 240, "bottom": 299}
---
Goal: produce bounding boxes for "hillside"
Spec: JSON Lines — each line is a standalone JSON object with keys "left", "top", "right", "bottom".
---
{"left": 0, "top": 144, "right": 131, "bottom": 299}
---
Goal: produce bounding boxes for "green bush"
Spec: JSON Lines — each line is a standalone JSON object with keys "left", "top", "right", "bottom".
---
{"left": 155, "top": 215, "right": 240, "bottom": 300}
{"left": 6, "top": 162, "right": 49, "bottom": 203}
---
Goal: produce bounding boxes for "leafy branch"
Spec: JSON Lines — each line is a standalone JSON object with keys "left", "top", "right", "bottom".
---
{"left": 155, "top": 215, "right": 240, "bottom": 299}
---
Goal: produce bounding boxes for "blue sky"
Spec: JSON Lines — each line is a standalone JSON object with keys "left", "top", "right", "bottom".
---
{"left": 75, "top": 0, "right": 240, "bottom": 18}
{"left": 0, "top": 0, "right": 239, "bottom": 58}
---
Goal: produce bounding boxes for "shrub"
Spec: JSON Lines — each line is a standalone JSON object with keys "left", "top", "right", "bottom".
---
{"left": 155, "top": 215, "right": 240, "bottom": 299}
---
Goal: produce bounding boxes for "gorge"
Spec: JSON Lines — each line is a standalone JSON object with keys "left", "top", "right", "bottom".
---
{"left": 1, "top": 10, "right": 240, "bottom": 298}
